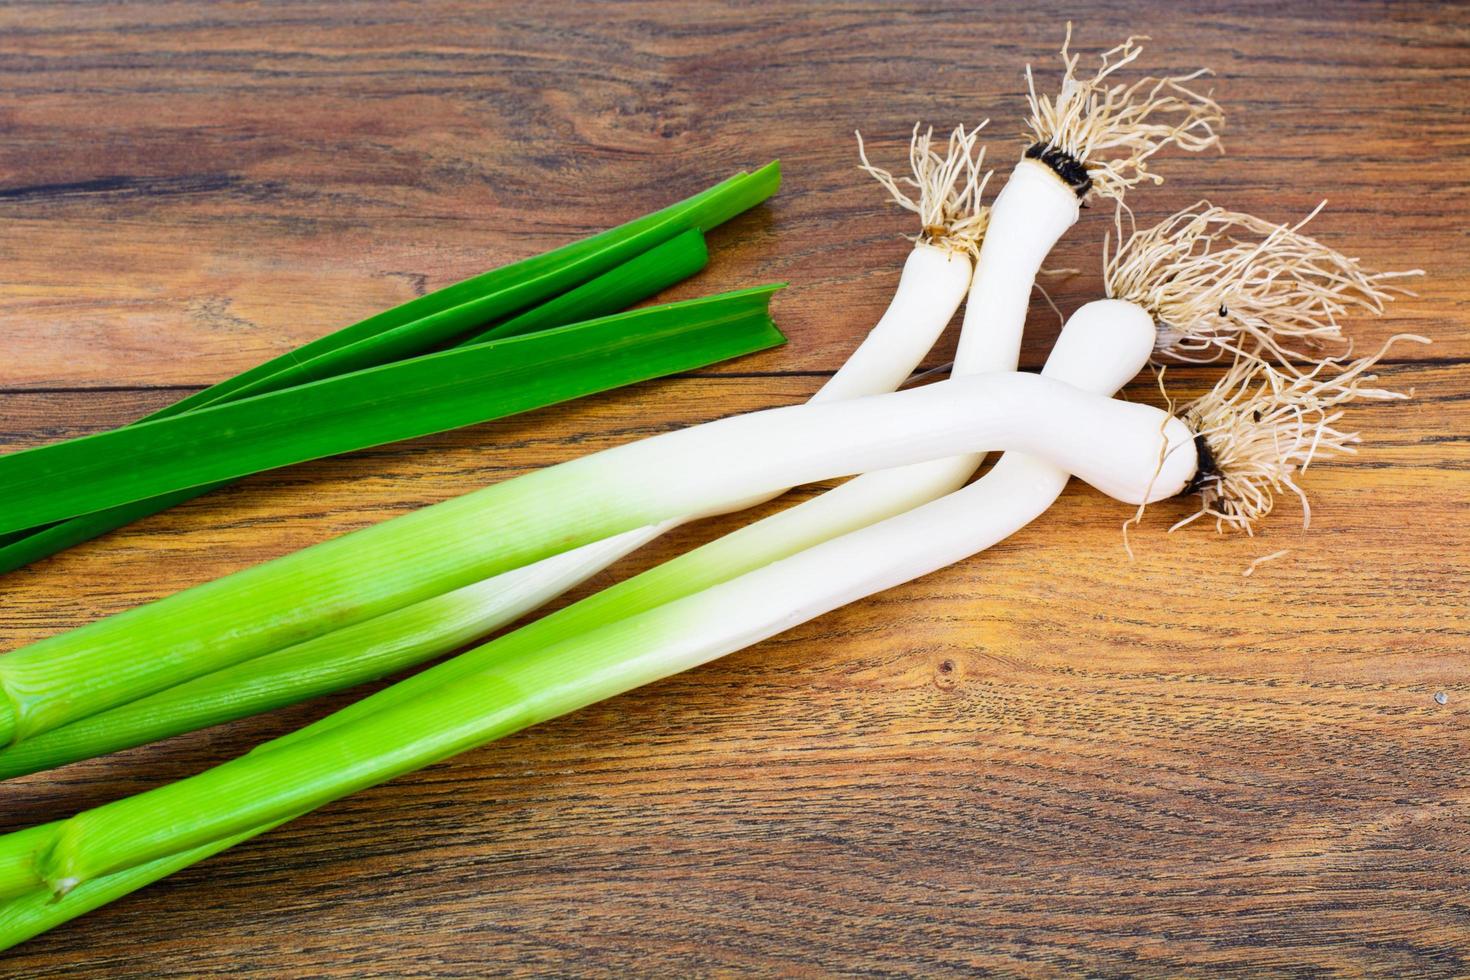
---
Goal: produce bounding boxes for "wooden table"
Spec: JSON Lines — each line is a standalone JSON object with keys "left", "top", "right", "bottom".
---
{"left": 2, "top": 1, "right": 1466, "bottom": 974}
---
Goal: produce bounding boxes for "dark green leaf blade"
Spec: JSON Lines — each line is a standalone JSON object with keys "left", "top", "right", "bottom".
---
{"left": 458, "top": 228, "right": 708, "bottom": 346}
{"left": 162, "top": 163, "right": 777, "bottom": 417}
{"left": 0, "top": 288, "right": 785, "bottom": 535}
{"left": 0, "top": 227, "right": 713, "bottom": 573}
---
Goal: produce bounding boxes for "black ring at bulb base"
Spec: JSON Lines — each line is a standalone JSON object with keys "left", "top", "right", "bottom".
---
{"left": 1024, "top": 142, "right": 1092, "bottom": 199}
{"left": 1180, "top": 432, "right": 1220, "bottom": 497}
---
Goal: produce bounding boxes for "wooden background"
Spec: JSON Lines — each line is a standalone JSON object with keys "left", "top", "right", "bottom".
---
{"left": 2, "top": 1, "right": 1467, "bottom": 975}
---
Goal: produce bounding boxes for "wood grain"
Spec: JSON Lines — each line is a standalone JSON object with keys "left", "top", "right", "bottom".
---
{"left": 1, "top": 0, "right": 1467, "bottom": 975}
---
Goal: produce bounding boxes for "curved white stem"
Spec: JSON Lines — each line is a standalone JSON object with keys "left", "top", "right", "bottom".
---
{"left": 422, "top": 243, "right": 976, "bottom": 633}
{"left": 393, "top": 160, "right": 1082, "bottom": 660}
{"left": 816, "top": 158, "right": 1084, "bottom": 510}
{"left": 514, "top": 300, "right": 1168, "bottom": 738}
{"left": 812, "top": 245, "right": 974, "bottom": 401}
{"left": 957, "top": 159, "right": 1082, "bottom": 374}
{"left": 553, "top": 370, "right": 1193, "bottom": 518}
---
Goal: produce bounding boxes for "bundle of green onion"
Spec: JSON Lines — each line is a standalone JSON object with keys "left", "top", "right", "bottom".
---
{"left": 0, "top": 30, "right": 1424, "bottom": 956}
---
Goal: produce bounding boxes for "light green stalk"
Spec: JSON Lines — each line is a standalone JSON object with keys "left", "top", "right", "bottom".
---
{"left": 0, "top": 821, "right": 283, "bottom": 953}
{"left": 16, "top": 588, "right": 722, "bottom": 898}
{"left": 0, "top": 535, "right": 640, "bottom": 779}
{"left": 0, "top": 285, "right": 783, "bottom": 748}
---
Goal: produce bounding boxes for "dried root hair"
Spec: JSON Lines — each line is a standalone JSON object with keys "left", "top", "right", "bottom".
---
{"left": 1105, "top": 201, "right": 1422, "bottom": 364}
{"left": 1024, "top": 25, "right": 1223, "bottom": 203}
{"left": 856, "top": 121, "right": 992, "bottom": 258}
{"left": 1174, "top": 336, "right": 1429, "bottom": 534}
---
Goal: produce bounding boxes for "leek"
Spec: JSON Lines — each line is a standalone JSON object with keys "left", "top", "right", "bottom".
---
{"left": 0, "top": 377, "right": 1199, "bottom": 901}
{"left": 0, "top": 303, "right": 1420, "bottom": 943}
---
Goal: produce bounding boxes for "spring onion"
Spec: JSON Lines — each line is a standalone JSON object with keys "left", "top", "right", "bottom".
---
{"left": 0, "top": 821, "right": 280, "bottom": 952}
{"left": 0, "top": 34, "right": 1432, "bottom": 946}
{"left": 16, "top": 24, "right": 1228, "bottom": 773}
{"left": 0, "top": 309, "right": 1423, "bottom": 939}
{"left": 585, "top": 29, "right": 1227, "bottom": 647}
{"left": 0, "top": 305, "right": 1180, "bottom": 900}
{"left": 117, "top": 123, "right": 999, "bottom": 764}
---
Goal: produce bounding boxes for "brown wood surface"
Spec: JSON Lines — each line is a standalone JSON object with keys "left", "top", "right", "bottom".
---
{"left": 1, "top": 1, "right": 1467, "bottom": 975}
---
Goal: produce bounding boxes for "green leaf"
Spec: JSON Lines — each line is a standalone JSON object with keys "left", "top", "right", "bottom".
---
{"left": 0, "top": 164, "right": 777, "bottom": 571}
{"left": 167, "top": 162, "right": 777, "bottom": 416}
{"left": 0, "top": 282, "right": 782, "bottom": 537}
{"left": 457, "top": 228, "right": 708, "bottom": 346}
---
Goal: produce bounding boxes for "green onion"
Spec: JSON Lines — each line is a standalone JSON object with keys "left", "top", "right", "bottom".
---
{"left": 0, "top": 230, "right": 715, "bottom": 535}
{"left": 0, "top": 164, "right": 778, "bottom": 573}
{"left": 0, "top": 131, "right": 982, "bottom": 781}
{"left": 4, "top": 352, "right": 1200, "bottom": 892}
{"left": 0, "top": 363, "right": 1196, "bottom": 757}
{"left": 0, "top": 328, "right": 1415, "bottom": 947}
